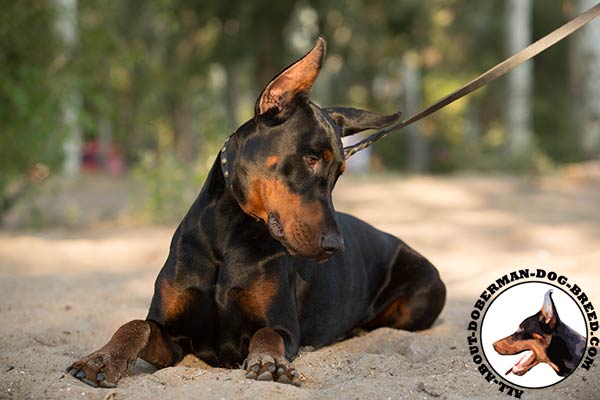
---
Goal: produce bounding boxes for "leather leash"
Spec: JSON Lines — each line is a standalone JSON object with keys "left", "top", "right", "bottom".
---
{"left": 343, "top": 3, "right": 600, "bottom": 159}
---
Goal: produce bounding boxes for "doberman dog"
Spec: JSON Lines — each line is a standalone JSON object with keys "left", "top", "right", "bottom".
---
{"left": 66, "top": 37, "right": 445, "bottom": 388}
{"left": 493, "top": 290, "right": 586, "bottom": 377}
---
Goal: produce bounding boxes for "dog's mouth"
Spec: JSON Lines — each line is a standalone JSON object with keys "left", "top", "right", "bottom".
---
{"left": 267, "top": 213, "right": 285, "bottom": 239}
{"left": 266, "top": 213, "right": 335, "bottom": 263}
{"left": 505, "top": 350, "right": 537, "bottom": 376}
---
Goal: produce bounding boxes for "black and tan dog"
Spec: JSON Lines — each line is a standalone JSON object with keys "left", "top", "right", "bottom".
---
{"left": 493, "top": 290, "right": 586, "bottom": 377}
{"left": 66, "top": 37, "right": 445, "bottom": 387}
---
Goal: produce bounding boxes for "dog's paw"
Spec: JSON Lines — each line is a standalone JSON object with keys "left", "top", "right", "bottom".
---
{"left": 66, "top": 350, "right": 134, "bottom": 388}
{"left": 243, "top": 353, "right": 301, "bottom": 386}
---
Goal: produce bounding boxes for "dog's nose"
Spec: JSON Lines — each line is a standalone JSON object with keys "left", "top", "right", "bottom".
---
{"left": 320, "top": 233, "right": 345, "bottom": 255}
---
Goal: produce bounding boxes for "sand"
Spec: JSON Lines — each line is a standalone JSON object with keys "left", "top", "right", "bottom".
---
{"left": 1, "top": 174, "right": 599, "bottom": 399}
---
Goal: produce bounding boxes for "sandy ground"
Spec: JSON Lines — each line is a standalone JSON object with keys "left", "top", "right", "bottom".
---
{"left": 1, "top": 173, "right": 599, "bottom": 400}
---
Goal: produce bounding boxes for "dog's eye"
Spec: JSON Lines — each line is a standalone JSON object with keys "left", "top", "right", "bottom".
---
{"left": 303, "top": 155, "right": 319, "bottom": 171}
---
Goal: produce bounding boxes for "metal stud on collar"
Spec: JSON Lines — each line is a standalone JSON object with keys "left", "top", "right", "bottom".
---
{"left": 220, "top": 135, "right": 232, "bottom": 185}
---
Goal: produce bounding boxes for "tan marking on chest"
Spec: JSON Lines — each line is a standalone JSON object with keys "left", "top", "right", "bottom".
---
{"left": 159, "top": 278, "right": 193, "bottom": 321}
{"left": 240, "top": 278, "right": 280, "bottom": 321}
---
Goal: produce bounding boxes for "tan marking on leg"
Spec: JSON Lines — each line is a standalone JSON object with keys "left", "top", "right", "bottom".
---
{"left": 67, "top": 320, "right": 181, "bottom": 387}
{"left": 244, "top": 327, "right": 300, "bottom": 385}
{"left": 364, "top": 296, "right": 412, "bottom": 330}
{"left": 248, "top": 327, "right": 285, "bottom": 356}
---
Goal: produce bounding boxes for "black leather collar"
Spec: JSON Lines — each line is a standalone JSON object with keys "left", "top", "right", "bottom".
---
{"left": 220, "top": 135, "right": 232, "bottom": 188}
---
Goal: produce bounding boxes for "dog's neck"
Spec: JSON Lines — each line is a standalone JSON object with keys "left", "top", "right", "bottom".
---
{"left": 195, "top": 151, "right": 241, "bottom": 216}
{"left": 182, "top": 148, "right": 280, "bottom": 263}
{"left": 200, "top": 133, "right": 240, "bottom": 204}
{"left": 547, "top": 322, "right": 587, "bottom": 376}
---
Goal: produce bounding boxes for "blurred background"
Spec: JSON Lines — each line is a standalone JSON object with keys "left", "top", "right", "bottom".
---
{"left": 2, "top": 3, "right": 600, "bottom": 398}
{"left": 1, "top": 0, "right": 599, "bottom": 227}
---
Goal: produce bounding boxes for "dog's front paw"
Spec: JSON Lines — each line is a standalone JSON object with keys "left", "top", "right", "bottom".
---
{"left": 66, "top": 350, "right": 134, "bottom": 388}
{"left": 243, "top": 353, "right": 301, "bottom": 386}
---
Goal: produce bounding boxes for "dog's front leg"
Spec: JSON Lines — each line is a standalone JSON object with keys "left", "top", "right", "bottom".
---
{"left": 243, "top": 327, "right": 301, "bottom": 385}
{"left": 66, "top": 319, "right": 181, "bottom": 387}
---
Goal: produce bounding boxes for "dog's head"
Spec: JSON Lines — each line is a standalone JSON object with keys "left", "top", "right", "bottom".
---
{"left": 493, "top": 290, "right": 560, "bottom": 376}
{"left": 225, "top": 37, "right": 400, "bottom": 262}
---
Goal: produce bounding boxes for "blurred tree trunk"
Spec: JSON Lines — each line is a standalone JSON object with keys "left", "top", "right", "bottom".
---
{"left": 224, "top": 63, "right": 240, "bottom": 129}
{"left": 572, "top": 0, "right": 600, "bottom": 158}
{"left": 53, "top": 0, "right": 81, "bottom": 179}
{"left": 505, "top": 0, "right": 533, "bottom": 157}
{"left": 402, "top": 52, "right": 428, "bottom": 173}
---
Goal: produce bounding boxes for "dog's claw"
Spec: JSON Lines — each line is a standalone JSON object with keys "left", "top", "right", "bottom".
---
{"left": 257, "top": 371, "right": 274, "bottom": 381}
{"left": 244, "top": 353, "right": 300, "bottom": 386}
{"left": 99, "top": 381, "right": 117, "bottom": 388}
{"left": 81, "top": 378, "right": 98, "bottom": 387}
{"left": 67, "top": 346, "right": 136, "bottom": 388}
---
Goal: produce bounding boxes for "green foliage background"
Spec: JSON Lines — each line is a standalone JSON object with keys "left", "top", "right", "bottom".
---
{"left": 0, "top": 3, "right": 66, "bottom": 201}
{"left": 0, "top": 0, "right": 592, "bottom": 221}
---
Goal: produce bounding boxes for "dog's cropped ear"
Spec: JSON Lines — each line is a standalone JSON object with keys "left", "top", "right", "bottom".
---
{"left": 540, "top": 290, "right": 558, "bottom": 329}
{"left": 255, "top": 37, "right": 326, "bottom": 123}
{"left": 324, "top": 107, "right": 402, "bottom": 137}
